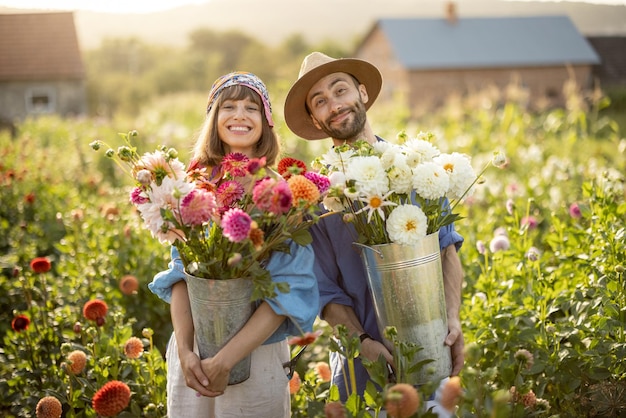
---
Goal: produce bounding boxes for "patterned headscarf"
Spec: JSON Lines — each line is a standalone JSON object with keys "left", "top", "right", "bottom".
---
{"left": 206, "top": 71, "right": 274, "bottom": 127}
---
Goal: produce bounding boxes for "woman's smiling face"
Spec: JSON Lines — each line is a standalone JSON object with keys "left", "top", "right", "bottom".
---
{"left": 217, "top": 97, "right": 263, "bottom": 156}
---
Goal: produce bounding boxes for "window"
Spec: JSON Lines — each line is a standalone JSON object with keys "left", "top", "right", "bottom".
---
{"left": 25, "top": 87, "right": 56, "bottom": 114}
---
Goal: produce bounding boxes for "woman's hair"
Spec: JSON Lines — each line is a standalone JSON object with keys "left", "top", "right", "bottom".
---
{"left": 192, "top": 84, "right": 280, "bottom": 167}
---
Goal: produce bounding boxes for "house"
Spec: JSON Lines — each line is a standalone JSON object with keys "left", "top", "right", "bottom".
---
{"left": 586, "top": 36, "right": 626, "bottom": 87}
{"left": 0, "top": 12, "right": 86, "bottom": 126}
{"left": 355, "top": 10, "right": 601, "bottom": 116}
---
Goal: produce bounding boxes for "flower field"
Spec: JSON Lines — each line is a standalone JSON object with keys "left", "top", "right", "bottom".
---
{"left": 1, "top": 87, "right": 624, "bottom": 417}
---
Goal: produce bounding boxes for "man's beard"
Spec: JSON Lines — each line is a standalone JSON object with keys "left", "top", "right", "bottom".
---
{"left": 318, "top": 99, "right": 367, "bottom": 141}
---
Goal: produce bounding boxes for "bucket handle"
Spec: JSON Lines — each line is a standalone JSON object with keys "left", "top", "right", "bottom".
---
{"left": 352, "top": 242, "right": 384, "bottom": 258}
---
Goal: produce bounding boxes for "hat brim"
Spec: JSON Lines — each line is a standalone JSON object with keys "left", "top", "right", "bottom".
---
{"left": 284, "top": 58, "right": 382, "bottom": 140}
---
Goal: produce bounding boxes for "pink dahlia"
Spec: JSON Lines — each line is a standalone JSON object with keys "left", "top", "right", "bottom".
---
{"left": 216, "top": 180, "right": 245, "bottom": 209}
{"left": 569, "top": 202, "right": 582, "bottom": 219}
{"left": 221, "top": 208, "right": 252, "bottom": 242}
{"left": 180, "top": 189, "right": 217, "bottom": 226}
{"left": 304, "top": 171, "right": 330, "bottom": 194}
{"left": 221, "top": 153, "right": 250, "bottom": 177}
{"left": 521, "top": 216, "right": 538, "bottom": 230}
{"left": 246, "top": 156, "right": 267, "bottom": 175}
{"left": 252, "top": 178, "right": 293, "bottom": 215}
{"left": 129, "top": 187, "right": 149, "bottom": 205}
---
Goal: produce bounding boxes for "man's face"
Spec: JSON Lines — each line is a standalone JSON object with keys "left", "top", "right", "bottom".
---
{"left": 305, "top": 72, "right": 368, "bottom": 142}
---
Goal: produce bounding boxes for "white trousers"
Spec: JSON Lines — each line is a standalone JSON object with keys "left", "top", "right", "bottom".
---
{"left": 165, "top": 333, "right": 291, "bottom": 418}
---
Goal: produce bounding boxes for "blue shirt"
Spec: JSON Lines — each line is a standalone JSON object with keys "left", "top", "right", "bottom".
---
{"left": 311, "top": 137, "right": 464, "bottom": 399}
{"left": 148, "top": 241, "right": 319, "bottom": 344}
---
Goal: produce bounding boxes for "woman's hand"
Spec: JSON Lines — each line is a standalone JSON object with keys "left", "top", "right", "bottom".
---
{"left": 199, "top": 356, "right": 231, "bottom": 394}
{"left": 179, "top": 348, "right": 224, "bottom": 397}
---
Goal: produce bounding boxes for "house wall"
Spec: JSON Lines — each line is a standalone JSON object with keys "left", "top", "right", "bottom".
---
{"left": 405, "top": 65, "right": 594, "bottom": 116}
{"left": 587, "top": 36, "right": 626, "bottom": 87}
{"left": 0, "top": 79, "right": 87, "bottom": 123}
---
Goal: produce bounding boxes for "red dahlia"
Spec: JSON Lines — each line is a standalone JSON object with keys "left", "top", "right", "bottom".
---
{"left": 277, "top": 157, "right": 307, "bottom": 179}
{"left": 92, "top": 380, "right": 131, "bottom": 417}
{"left": 30, "top": 257, "right": 52, "bottom": 273}
{"left": 11, "top": 314, "right": 30, "bottom": 332}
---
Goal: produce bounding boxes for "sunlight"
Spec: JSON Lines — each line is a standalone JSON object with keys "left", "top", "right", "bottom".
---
{"left": 0, "top": 0, "right": 211, "bottom": 14}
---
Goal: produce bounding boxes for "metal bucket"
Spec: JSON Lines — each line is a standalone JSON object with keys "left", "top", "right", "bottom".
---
{"left": 356, "top": 231, "right": 452, "bottom": 385}
{"left": 185, "top": 274, "right": 255, "bottom": 385}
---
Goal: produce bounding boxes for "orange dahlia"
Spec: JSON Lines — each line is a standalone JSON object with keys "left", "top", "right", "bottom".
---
{"left": 92, "top": 380, "right": 131, "bottom": 417}
{"left": 289, "top": 371, "right": 301, "bottom": 395}
{"left": 384, "top": 383, "right": 420, "bottom": 418}
{"left": 118, "top": 275, "right": 139, "bottom": 295}
{"left": 66, "top": 350, "right": 87, "bottom": 374}
{"left": 315, "top": 362, "right": 331, "bottom": 382}
{"left": 287, "top": 175, "right": 320, "bottom": 204}
{"left": 123, "top": 337, "right": 144, "bottom": 359}
{"left": 248, "top": 225, "right": 265, "bottom": 250}
{"left": 82, "top": 299, "right": 108, "bottom": 321}
{"left": 440, "top": 376, "right": 463, "bottom": 411}
{"left": 36, "top": 396, "right": 62, "bottom": 418}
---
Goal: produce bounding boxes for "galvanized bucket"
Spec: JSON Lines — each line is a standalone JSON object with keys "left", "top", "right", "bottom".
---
{"left": 356, "top": 231, "right": 452, "bottom": 385}
{"left": 184, "top": 274, "right": 255, "bottom": 385}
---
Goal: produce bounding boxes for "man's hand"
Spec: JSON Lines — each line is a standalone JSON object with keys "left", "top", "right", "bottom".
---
{"left": 444, "top": 316, "right": 464, "bottom": 376}
{"left": 360, "top": 337, "right": 394, "bottom": 367}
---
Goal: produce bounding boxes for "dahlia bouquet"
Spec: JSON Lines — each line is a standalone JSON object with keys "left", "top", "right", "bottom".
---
{"left": 314, "top": 132, "right": 504, "bottom": 246}
{"left": 91, "top": 130, "right": 329, "bottom": 299}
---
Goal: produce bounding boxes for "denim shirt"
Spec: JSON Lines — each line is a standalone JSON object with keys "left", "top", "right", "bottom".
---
{"left": 148, "top": 241, "right": 319, "bottom": 344}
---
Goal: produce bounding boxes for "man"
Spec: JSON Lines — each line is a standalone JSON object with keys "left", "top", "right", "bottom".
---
{"left": 284, "top": 52, "right": 465, "bottom": 415}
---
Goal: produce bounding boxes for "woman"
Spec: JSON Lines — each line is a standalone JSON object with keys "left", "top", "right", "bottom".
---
{"left": 148, "top": 72, "right": 318, "bottom": 417}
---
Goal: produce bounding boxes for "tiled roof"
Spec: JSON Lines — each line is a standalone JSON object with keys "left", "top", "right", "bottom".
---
{"left": 369, "top": 16, "right": 600, "bottom": 69}
{"left": 0, "top": 12, "right": 84, "bottom": 81}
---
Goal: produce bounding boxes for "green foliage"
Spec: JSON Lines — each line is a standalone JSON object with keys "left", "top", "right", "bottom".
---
{"left": 1, "top": 78, "right": 625, "bottom": 416}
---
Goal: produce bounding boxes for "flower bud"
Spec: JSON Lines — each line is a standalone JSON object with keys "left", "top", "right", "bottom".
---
{"left": 228, "top": 253, "right": 243, "bottom": 267}
{"left": 492, "top": 151, "right": 507, "bottom": 168}
{"left": 117, "top": 146, "right": 133, "bottom": 162}
{"left": 167, "top": 148, "right": 178, "bottom": 159}
{"left": 136, "top": 169, "right": 152, "bottom": 186}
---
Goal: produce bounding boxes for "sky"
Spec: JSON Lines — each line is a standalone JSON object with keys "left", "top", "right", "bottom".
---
{"left": 0, "top": 0, "right": 624, "bottom": 13}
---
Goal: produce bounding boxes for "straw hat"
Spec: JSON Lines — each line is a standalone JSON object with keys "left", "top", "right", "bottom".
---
{"left": 284, "top": 52, "right": 382, "bottom": 140}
